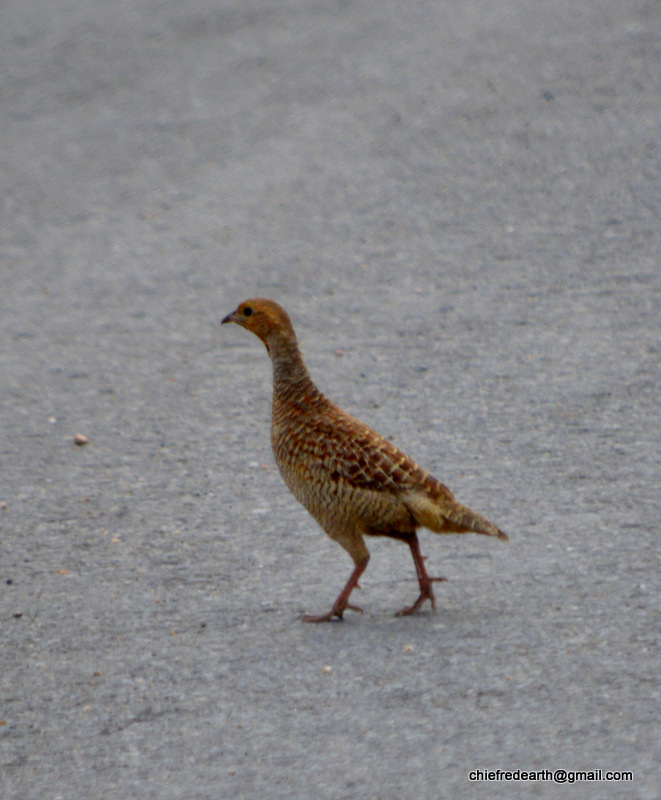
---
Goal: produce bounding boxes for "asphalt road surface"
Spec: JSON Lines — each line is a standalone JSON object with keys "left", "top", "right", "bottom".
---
{"left": 1, "top": 1, "right": 659, "bottom": 798}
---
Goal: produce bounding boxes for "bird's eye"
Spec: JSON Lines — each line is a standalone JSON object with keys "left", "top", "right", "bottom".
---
{"left": 243, "top": 306, "right": 253, "bottom": 317}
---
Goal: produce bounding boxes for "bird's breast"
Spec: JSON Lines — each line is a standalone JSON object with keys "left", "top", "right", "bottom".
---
{"left": 270, "top": 420, "right": 416, "bottom": 535}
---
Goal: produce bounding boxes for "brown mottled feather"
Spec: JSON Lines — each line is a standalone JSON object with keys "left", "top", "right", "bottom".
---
{"left": 222, "top": 298, "right": 509, "bottom": 621}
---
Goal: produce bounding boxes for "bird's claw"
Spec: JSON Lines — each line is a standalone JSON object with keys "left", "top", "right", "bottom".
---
{"left": 300, "top": 602, "right": 364, "bottom": 623}
{"left": 394, "top": 595, "right": 432, "bottom": 616}
{"left": 395, "top": 576, "right": 447, "bottom": 617}
{"left": 300, "top": 611, "right": 339, "bottom": 623}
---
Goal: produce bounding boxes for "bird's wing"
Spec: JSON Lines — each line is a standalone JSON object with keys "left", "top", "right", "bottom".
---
{"left": 298, "top": 406, "right": 452, "bottom": 498}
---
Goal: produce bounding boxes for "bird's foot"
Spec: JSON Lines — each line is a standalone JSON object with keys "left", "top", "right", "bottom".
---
{"left": 395, "top": 576, "right": 447, "bottom": 617}
{"left": 300, "top": 602, "right": 364, "bottom": 623}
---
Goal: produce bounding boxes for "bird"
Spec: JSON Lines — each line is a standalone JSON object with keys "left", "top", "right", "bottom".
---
{"left": 222, "top": 298, "right": 508, "bottom": 621}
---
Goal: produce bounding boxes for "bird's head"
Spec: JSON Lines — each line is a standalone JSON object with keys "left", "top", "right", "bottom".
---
{"left": 221, "top": 298, "right": 296, "bottom": 352}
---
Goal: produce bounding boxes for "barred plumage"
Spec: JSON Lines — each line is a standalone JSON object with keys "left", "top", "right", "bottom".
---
{"left": 222, "top": 298, "right": 508, "bottom": 621}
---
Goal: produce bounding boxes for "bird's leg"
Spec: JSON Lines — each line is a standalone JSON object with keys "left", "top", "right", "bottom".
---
{"left": 301, "top": 556, "right": 369, "bottom": 623}
{"left": 395, "top": 533, "right": 447, "bottom": 616}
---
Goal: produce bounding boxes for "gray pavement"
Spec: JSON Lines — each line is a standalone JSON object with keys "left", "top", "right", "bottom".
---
{"left": 1, "top": 1, "right": 660, "bottom": 798}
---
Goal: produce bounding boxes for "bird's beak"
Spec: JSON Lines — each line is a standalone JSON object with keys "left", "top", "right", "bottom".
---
{"left": 221, "top": 309, "right": 239, "bottom": 325}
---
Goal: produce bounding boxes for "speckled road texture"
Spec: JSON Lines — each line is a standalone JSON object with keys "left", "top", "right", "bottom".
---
{"left": 1, "top": 2, "right": 659, "bottom": 799}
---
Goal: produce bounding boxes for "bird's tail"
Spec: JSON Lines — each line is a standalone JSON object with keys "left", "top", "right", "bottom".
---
{"left": 443, "top": 501, "right": 509, "bottom": 541}
{"left": 404, "top": 491, "right": 509, "bottom": 541}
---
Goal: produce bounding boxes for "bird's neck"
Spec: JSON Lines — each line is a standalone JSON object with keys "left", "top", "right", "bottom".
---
{"left": 269, "top": 335, "right": 323, "bottom": 406}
